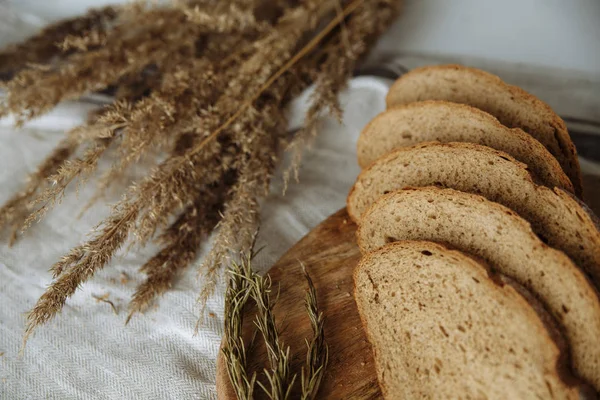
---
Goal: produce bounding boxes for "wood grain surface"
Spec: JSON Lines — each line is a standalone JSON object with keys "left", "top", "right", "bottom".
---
{"left": 216, "top": 208, "right": 381, "bottom": 400}
{"left": 216, "top": 176, "right": 600, "bottom": 400}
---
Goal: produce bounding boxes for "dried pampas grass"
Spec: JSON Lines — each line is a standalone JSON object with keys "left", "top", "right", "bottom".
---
{"left": 0, "top": 0, "right": 401, "bottom": 347}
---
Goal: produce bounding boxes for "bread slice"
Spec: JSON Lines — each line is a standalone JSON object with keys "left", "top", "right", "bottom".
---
{"left": 357, "top": 187, "right": 600, "bottom": 390}
{"left": 348, "top": 142, "right": 600, "bottom": 287}
{"left": 385, "top": 65, "right": 582, "bottom": 196}
{"left": 354, "top": 240, "right": 579, "bottom": 399}
{"left": 356, "top": 100, "right": 574, "bottom": 194}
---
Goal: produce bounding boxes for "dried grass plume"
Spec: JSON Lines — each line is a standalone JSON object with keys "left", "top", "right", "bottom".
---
{"left": 0, "top": 0, "right": 402, "bottom": 348}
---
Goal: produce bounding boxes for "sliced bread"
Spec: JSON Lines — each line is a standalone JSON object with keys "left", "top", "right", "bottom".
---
{"left": 348, "top": 142, "right": 600, "bottom": 287}
{"left": 357, "top": 187, "right": 600, "bottom": 390}
{"left": 354, "top": 240, "right": 578, "bottom": 399}
{"left": 356, "top": 100, "right": 574, "bottom": 194}
{"left": 385, "top": 65, "right": 582, "bottom": 196}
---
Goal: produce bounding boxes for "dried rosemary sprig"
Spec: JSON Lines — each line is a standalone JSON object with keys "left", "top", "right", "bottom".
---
{"left": 0, "top": 0, "right": 402, "bottom": 344}
{"left": 222, "top": 252, "right": 328, "bottom": 400}
{"left": 222, "top": 252, "right": 258, "bottom": 400}
{"left": 252, "top": 269, "right": 296, "bottom": 400}
{"left": 300, "top": 264, "right": 328, "bottom": 400}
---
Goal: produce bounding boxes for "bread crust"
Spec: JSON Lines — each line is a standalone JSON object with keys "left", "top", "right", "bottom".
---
{"left": 354, "top": 240, "right": 580, "bottom": 399}
{"left": 348, "top": 141, "right": 600, "bottom": 288}
{"left": 357, "top": 187, "right": 600, "bottom": 391}
{"left": 356, "top": 100, "right": 574, "bottom": 194}
{"left": 385, "top": 65, "right": 582, "bottom": 196}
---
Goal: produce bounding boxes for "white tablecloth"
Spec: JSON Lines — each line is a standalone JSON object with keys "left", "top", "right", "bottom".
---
{"left": 0, "top": 74, "right": 393, "bottom": 399}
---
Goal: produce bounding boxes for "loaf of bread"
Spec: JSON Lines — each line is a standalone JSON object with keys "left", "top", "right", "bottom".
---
{"left": 356, "top": 100, "right": 574, "bottom": 194}
{"left": 348, "top": 142, "right": 600, "bottom": 287}
{"left": 357, "top": 187, "right": 600, "bottom": 390}
{"left": 385, "top": 65, "right": 582, "bottom": 196}
{"left": 354, "top": 240, "right": 579, "bottom": 399}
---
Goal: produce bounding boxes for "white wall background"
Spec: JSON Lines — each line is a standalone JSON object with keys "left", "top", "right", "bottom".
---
{"left": 379, "top": 0, "right": 600, "bottom": 74}
{"left": 6, "top": 0, "right": 600, "bottom": 75}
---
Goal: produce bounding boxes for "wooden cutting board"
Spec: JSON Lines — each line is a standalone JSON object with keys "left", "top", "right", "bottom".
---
{"left": 216, "top": 176, "right": 600, "bottom": 400}
{"left": 216, "top": 208, "right": 382, "bottom": 399}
